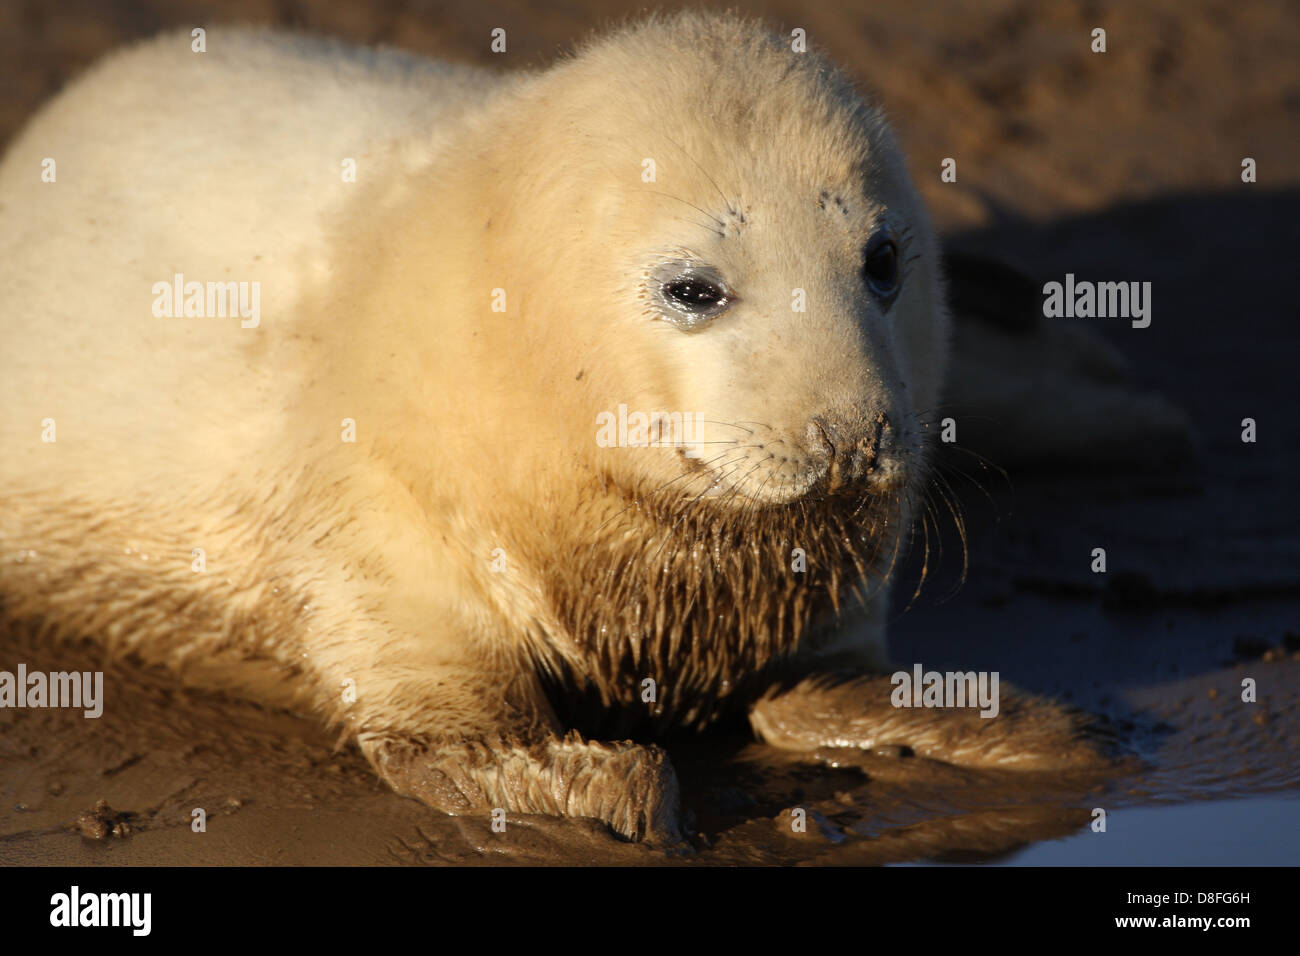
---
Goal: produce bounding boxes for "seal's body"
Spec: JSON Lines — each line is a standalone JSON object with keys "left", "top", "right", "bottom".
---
{"left": 0, "top": 14, "right": 1101, "bottom": 841}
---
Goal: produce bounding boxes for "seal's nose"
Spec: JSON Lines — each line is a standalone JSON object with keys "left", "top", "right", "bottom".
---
{"left": 806, "top": 413, "right": 899, "bottom": 491}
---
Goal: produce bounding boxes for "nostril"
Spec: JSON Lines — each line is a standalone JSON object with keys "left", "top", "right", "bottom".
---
{"left": 857, "top": 414, "right": 906, "bottom": 487}
{"left": 807, "top": 418, "right": 837, "bottom": 460}
{"left": 807, "top": 413, "right": 902, "bottom": 488}
{"left": 863, "top": 415, "right": 888, "bottom": 463}
{"left": 855, "top": 435, "right": 879, "bottom": 472}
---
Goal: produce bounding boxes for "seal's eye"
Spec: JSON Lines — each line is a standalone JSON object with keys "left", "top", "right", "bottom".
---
{"left": 664, "top": 278, "right": 725, "bottom": 309}
{"left": 650, "top": 261, "right": 733, "bottom": 331}
{"left": 862, "top": 238, "right": 900, "bottom": 301}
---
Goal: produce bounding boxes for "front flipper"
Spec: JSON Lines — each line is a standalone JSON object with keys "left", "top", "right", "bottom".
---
{"left": 360, "top": 729, "right": 685, "bottom": 845}
{"left": 749, "top": 673, "right": 1116, "bottom": 771}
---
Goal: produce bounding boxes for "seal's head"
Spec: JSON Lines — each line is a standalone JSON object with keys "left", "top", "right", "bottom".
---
{"left": 470, "top": 13, "right": 950, "bottom": 721}
{"left": 500, "top": 12, "right": 948, "bottom": 512}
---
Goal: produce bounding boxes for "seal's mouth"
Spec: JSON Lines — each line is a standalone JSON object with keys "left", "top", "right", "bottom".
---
{"left": 663, "top": 410, "right": 921, "bottom": 507}
{"left": 612, "top": 461, "right": 914, "bottom": 561}
{"left": 675, "top": 444, "right": 917, "bottom": 508}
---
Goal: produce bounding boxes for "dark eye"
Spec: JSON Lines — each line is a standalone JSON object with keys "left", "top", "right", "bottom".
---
{"left": 651, "top": 261, "right": 734, "bottom": 331}
{"left": 862, "top": 238, "right": 899, "bottom": 300}
{"left": 665, "top": 278, "right": 726, "bottom": 309}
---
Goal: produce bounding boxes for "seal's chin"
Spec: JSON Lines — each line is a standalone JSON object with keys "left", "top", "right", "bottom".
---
{"left": 563, "top": 455, "right": 914, "bottom": 731}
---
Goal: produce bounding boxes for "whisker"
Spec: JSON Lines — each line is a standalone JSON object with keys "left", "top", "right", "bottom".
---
{"left": 640, "top": 189, "right": 726, "bottom": 229}
{"left": 658, "top": 132, "right": 738, "bottom": 217}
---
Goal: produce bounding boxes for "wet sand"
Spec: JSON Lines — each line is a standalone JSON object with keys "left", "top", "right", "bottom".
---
{"left": 2, "top": 0, "right": 1298, "bottom": 865}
